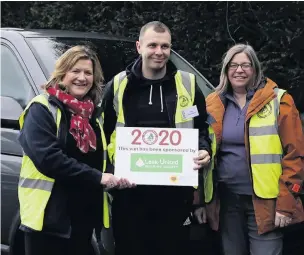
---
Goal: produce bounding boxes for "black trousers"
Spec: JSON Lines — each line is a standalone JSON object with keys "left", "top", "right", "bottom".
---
{"left": 112, "top": 190, "right": 192, "bottom": 255}
{"left": 24, "top": 223, "right": 94, "bottom": 255}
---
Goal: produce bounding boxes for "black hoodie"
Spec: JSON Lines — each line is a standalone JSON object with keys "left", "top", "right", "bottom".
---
{"left": 102, "top": 57, "right": 211, "bottom": 206}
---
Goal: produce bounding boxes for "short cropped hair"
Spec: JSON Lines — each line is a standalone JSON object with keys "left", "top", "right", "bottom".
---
{"left": 139, "top": 21, "right": 171, "bottom": 40}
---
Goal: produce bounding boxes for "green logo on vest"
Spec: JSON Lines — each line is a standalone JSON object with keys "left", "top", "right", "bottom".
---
{"left": 257, "top": 103, "right": 272, "bottom": 118}
{"left": 130, "top": 153, "right": 183, "bottom": 173}
{"left": 179, "top": 95, "right": 189, "bottom": 107}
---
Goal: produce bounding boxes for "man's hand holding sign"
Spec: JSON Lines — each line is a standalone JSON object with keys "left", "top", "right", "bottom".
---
{"left": 194, "top": 150, "right": 211, "bottom": 170}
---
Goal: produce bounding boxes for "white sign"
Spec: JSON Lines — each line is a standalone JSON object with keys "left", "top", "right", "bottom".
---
{"left": 114, "top": 127, "right": 198, "bottom": 186}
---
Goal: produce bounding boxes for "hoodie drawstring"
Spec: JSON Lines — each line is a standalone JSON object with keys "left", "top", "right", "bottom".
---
{"left": 148, "top": 84, "right": 164, "bottom": 112}
{"left": 160, "top": 85, "right": 163, "bottom": 112}
{"left": 149, "top": 85, "right": 153, "bottom": 105}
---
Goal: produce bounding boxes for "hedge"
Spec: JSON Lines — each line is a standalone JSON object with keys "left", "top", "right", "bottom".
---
{"left": 2, "top": 1, "right": 303, "bottom": 110}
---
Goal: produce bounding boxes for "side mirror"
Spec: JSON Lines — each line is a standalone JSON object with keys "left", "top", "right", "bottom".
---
{"left": 1, "top": 96, "right": 23, "bottom": 128}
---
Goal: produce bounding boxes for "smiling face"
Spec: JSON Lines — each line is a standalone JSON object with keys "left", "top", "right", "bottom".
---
{"left": 136, "top": 27, "right": 171, "bottom": 74}
{"left": 227, "top": 52, "right": 254, "bottom": 92}
{"left": 61, "top": 59, "right": 94, "bottom": 100}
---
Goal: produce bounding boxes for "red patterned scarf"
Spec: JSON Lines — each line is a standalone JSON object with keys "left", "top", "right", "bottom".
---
{"left": 47, "top": 85, "right": 96, "bottom": 153}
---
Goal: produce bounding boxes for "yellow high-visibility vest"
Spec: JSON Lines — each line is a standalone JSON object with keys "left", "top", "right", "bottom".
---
{"left": 204, "top": 88, "right": 286, "bottom": 202}
{"left": 107, "top": 70, "right": 196, "bottom": 164}
{"left": 18, "top": 94, "right": 110, "bottom": 231}
{"left": 203, "top": 122, "right": 217, "bottom": 203}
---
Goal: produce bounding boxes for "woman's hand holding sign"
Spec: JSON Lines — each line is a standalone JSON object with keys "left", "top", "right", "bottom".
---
{"left": 117, "top": 178, "right": 136, "bottom": 189}
{"left": 101, "top": 174, "right": 136, "bottom": 190}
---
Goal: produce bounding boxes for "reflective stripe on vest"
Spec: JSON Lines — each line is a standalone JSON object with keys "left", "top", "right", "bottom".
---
{"left": 18, "top": 94, "right": 110, "bottom": 230}
{"left": 19, "top": 177, "right": 54, "bottom": 191}
{"left": 249, "top": 88, "right": 286, "bottom": 198}
{"left": 108, "top": 70, "right": 195, "bottom": 165}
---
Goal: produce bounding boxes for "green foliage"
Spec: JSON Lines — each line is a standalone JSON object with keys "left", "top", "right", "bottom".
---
{"left": 1, "top": 1, "right": 303, "bottom": 110}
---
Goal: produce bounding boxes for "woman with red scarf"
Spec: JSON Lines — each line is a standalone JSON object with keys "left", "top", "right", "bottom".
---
{"left": 18, "top": 46, "right": 134, "bottom": 255}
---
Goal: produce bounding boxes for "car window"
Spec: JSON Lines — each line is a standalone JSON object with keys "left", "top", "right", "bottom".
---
{"left": 27, "top": 37, "right": 138, "bottom": 83}
{"left": 170, "top": 52, "right": 215, "bottom": 98}
{"left": 1, "top": 44, "right": 35, "bottom": 108}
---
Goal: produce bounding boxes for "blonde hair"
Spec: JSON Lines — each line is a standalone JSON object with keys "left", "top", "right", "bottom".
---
{"left": 45, "top": 45, "right": 104, "bottom": 105}
{"left": 216, "top": 44, "right": 263, "bottom": 95}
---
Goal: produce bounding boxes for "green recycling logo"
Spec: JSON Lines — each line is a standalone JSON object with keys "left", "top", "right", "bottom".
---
{"left": 135, "top": 158, "right": 145, "bottom": 167}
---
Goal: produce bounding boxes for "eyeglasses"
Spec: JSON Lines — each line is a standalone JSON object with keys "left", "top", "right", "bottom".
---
{"left": 228, "top": 63, "right": 252, "bottom": 71}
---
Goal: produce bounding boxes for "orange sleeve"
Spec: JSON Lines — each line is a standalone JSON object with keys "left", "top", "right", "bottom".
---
{"left": 276, "top": 93, "right": 304, "bottom": 216}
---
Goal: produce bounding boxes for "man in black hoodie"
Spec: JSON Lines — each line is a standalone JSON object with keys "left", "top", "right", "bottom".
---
{"left": 102, "top": 21, "right": 211, "bottom": 255}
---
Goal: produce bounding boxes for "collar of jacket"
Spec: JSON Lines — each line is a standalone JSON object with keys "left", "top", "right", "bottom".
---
{"left": 206, "top": 77, "right": 278, "bottom": 144}
{"left": 48, "top": 95, "right": 68, "bottom": 149}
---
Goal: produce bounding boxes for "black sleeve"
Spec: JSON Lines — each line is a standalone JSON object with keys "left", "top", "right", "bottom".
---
{"left": 193, "top": 82, "right": 212, "bottom": 155}
{"left": 198, "top": 173, "right": 205, "bottom": 206}
{"left": 100, "top": 79, "right": 117, "bottom": 173}
{"left": 101, "top": 79, "right": 117, "bottom": 145}
{"left": 18, "top": 103, "right": 103, "bottom": 187}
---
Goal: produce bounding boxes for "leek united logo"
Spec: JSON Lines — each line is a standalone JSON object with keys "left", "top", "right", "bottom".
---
{"left": 131, "top": 153, "right": 183, "bottom": 173}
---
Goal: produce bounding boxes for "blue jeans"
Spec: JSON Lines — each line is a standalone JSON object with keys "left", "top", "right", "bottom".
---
{"left": 219, "top": 184, "right": 283, "bottom": 255}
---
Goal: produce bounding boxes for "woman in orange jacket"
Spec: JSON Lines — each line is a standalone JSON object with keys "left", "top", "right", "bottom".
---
{"left": 196, "top": 44, "right": 304, "bottom": 255}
